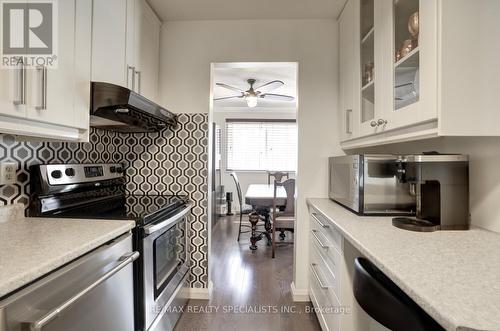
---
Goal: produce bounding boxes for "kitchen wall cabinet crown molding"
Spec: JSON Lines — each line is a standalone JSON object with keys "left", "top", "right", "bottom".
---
{"left": 0, "top": 0, "right": 92, "bottom": 142}
{"left": 92, "top": 0, "right": 161, "bottom": 103}
{"left": 338, "top": 0, "right": 500, "bottom": 149}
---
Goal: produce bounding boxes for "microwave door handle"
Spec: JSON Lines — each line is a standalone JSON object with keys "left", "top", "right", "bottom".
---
{"left": 24, "top": 251, "right": 139, "bottom": 331}
{"left": 144, "top": 203, "right": 193, "bottom": 235}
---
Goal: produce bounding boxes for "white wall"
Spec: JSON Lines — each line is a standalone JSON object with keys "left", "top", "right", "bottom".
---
{"left": 213, "top": 110, "right": 296, "bottom": 211}
{"left": 352, "top": 137, "right": 500, "bottom": 233}
{"left": 159, "top": 19, "right": 341, "bottom": 293}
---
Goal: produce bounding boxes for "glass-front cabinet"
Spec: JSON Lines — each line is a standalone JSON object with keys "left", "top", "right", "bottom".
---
{"left": 387, "top": 0, "right": 437, "bottom": 130}
{"left": 340, "top": 0, "right": 500, "bottom": 147}
{"left": 357, "top": 0, "right": 379, "bottom": 136}
{"left": 339, "top": 0, "right": 438, "bottom": 143}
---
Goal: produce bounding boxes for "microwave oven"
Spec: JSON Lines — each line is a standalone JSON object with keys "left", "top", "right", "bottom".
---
{"left": 328, "top": 155, "right": 415, "bottom": 215}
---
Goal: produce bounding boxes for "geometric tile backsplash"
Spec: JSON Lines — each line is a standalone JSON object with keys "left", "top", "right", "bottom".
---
{"left": 0, "top": 113, "right": 209, "bottom": 289}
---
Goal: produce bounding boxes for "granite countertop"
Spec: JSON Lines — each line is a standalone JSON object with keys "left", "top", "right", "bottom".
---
{"left": 307, "top": 198, "right": 500, "bottom": 331}
{"left": 0, "top": 204, "right": 135, "bottom": 299}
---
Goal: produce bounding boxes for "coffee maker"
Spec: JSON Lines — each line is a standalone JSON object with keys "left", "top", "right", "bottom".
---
{"left": 393, "top": 154, "right": 470, "bottom": 232}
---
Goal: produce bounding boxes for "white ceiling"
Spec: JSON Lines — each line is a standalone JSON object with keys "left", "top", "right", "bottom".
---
{"left": 213, "top": 63, "right": 297, "bottom": 111}
{"left": 147, "top": 0, "right": 347, "bottom": 21}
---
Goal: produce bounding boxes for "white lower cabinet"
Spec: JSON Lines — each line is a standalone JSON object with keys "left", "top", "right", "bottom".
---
{"left": 0, "top": 0, "right": 91, "bottom": 141}
{"left": 309, "top": 209, "right": 389, "bottom": 331}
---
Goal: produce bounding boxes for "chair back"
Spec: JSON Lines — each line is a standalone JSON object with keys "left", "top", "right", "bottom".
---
{"left": 267, "top": 171, "right": 289, "bottom": 184}
{"left": 273, "top": 178, "right": 295, "bottom": 215}
{"left": 229, "top": 172, "right": 243, "bottom": 208}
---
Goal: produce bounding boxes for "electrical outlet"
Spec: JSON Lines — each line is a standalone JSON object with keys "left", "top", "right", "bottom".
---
{"left": 0, "top": 162, "right": 16, "bottom": 185}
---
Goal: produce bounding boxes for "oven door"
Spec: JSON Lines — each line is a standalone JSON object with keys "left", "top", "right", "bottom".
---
{"left": 142, "top": 203, "right": 192, "bottom": 331}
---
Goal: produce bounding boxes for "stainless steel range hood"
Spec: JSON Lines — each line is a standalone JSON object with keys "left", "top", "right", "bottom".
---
{"left": 90, "top": 82, "right": 177, "bottom": 133}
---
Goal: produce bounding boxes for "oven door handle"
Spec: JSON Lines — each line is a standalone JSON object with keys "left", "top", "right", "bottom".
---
{"left": 144, "top": 203, "right": 193, "bottom": 235}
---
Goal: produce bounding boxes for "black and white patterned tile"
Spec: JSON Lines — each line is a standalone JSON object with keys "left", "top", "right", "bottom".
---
{"left": 0, "top": 113, "right": 209, "bottom": 289}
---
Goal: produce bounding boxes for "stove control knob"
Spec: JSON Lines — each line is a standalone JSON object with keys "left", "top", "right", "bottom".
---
{"left": 110, "top": 166, "right": 116, "bottom": 173}
{"left": 65, "top": 168, "right": 75, "bottom": 177}
{"left": 116, "top": 167, "right": 123, "bottom": 174}
{"left": 51, "top": 170, "right": 62, "bottom": 179}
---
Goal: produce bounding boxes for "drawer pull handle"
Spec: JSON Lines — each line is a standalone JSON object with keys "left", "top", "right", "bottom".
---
{"left": 310, "top": 263, "right": 330, "bottom": 289}
{"left": 311, "top": 213, "right": 329, "bottom": 228}
{"left": 311, "top": 230, "right": 329, "bottom": 249}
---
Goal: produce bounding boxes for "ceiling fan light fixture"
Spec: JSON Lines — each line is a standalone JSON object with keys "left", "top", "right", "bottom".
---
{"left": 245, "top": 95, "right": 258, "bottom": 108}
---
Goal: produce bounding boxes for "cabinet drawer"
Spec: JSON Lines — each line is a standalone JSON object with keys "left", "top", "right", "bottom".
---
{"left": 311, "top": 231, "right": 341, "bottom": 299}
{"left": 311, "top": 239, "right": 341, "bottom": 303}
{"left": 310, "top": 211, "right": 343, "bottom": 253}
{"left": 309, "top": 258, "right": 341, "bottom": 331}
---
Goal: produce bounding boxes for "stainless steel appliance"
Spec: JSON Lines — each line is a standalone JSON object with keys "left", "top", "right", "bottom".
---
{"left": 0, "top": 233, "right": 138, "bottom": 331}
{"left": 393, "top": 154, "right": 470, "bottom": 232}
{"left": 90, "top": 82, "right": 177, "bottom": 133}
{"left": 28, "top": 164, "right": 192, "bottom": 331}
{"left": 329, "top": 155, "right": 416, "bottom": 215}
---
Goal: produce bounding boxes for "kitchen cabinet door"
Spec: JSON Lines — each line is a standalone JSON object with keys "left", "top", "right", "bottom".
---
{"left": 386, "top": 0, "right": 437, "bottom": 130}
{"left": 356, "top": 0, "right": 386, "bottom": 137}
{"left": 339, "top": 0, "right": 357, "bottom": 141}
{"left": 133, "top": 0, "right": 160, "bottom": 102}
{"left": 0, "top": 59, "right": 27, "bottom": 119}
{"left": 26, "top": 0, "right": 91, "bottom": 129}
{"left": 92, "top": 0, "right": 128, "bottom": 87}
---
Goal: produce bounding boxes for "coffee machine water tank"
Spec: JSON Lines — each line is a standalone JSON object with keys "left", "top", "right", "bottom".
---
{"left": 393, "top": 154, "right": 470, "bottom": 232}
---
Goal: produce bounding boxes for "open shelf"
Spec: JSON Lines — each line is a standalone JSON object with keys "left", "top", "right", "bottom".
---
{"left": 395, "top": 47, "right": 419, "bottom": 68}
{"left": 361, "top": 27, "right": 374, "bottom": 44}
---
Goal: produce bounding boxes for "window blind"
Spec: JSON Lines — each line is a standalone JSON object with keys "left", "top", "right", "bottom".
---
{"left": 226, "top": 120, "right": 297, "bottom": 171}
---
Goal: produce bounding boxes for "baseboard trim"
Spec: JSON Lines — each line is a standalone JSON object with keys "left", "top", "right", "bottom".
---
{"left": 187, "top": 281, "right": 213, "bottom": 300}
{"left": 290, "top": 282, "right": 310, "bottom": 302}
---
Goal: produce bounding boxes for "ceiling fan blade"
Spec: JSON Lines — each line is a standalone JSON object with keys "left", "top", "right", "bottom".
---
{"left": 254, "top": 80, "right": 284, "bottom": 93}
{"left": 260, "top": 93, "right": 295, "bottom": 101}
{"left": 216, "top": 83, "right": 245, "bottom": 93}
{"left": 214, "top": 95, "right": 243, "bottom": 101}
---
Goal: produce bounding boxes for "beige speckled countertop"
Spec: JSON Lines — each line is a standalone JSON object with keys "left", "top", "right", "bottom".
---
{"left": 0, "top": 204, "right": 135, "bottom": 299}
{"left": 307, "top": 198, "right": 500, "bottom": 331}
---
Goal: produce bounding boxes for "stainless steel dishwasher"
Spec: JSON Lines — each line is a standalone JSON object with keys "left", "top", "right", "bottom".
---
{"left": 0, "top": 233, "right": 138, "bottom": 331}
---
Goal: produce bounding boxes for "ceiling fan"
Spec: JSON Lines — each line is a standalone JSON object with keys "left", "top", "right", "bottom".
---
{"left": 214, "top": 79, "right": 295, "bottom": 108}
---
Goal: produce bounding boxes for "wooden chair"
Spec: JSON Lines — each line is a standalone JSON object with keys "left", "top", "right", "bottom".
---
{"left": 267, "top": 171, "right": 290, "bottom": 185}
{"left": 271, "top": 178, "right": 295, "bottom": 258}
{"left": 229, "top": 172, "right": 254, "bottom": 241}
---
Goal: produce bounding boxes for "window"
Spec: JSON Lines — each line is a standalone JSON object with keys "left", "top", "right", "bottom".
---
{"left": 226, "top": 120, "right": 297, "bottom": 171}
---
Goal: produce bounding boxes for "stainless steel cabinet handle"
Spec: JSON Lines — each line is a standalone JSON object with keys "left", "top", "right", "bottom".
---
{"left": 377, "top": 119, "right": 388, "bottom": 126}
{"left": 127, "top": 65, "right": 135, "bottom": 90}
{"left": 310, "top": 263, "right": 331, "bottom": 289}
{"left": 370, "top": 120, "right": 378, "bottom": 127}
{"left": 345, "top": 109, "right": 352, "bottom": 134}
{"left": 311, "top": 230, "right": 329, "bottom": 249}
{"left": 311, "top": 213, "right": 329, "bottom": 228}
{"left": 144, "top": 203, "right": 193, "bottom": 235}
{"left": 135, "top": 70, "right": 141, "bottom": 94}
{"left": 35, "top": 66, "right": 48, "bottom": 110}
{"left": 27, "top": 251, "right": 139, "bottom": 331}
{"left": 13, "top": 58, "right": 26, "bottom": 106}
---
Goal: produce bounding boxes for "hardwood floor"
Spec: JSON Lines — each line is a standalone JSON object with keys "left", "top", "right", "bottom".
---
{"left": 174, "top": 215, "right": 321, "bottom": 331}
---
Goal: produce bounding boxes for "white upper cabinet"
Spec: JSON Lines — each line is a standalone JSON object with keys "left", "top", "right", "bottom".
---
{"left": 0, "top": 0, "right": 91, "bottom": 141}
{"left": 339, "top": 0, "right": 500, "bottom": 149}
{"left": 0, "top": 59, "right": 26, "bottom": 119}
{"left": 133, "top": 0, "right": 161, "bottom": 102}
{"left": 91, "top": 0, "right": 129, "bottom": 87}
{"left": 92, "top": 0, "right": 161, "bottom": 101}
{"left": 339, "top": 0, "right": 357, "bottom": 141}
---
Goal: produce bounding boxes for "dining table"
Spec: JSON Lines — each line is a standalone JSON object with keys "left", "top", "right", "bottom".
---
{"left": 244, "top": 184, "right": 288, "bottom": 250}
